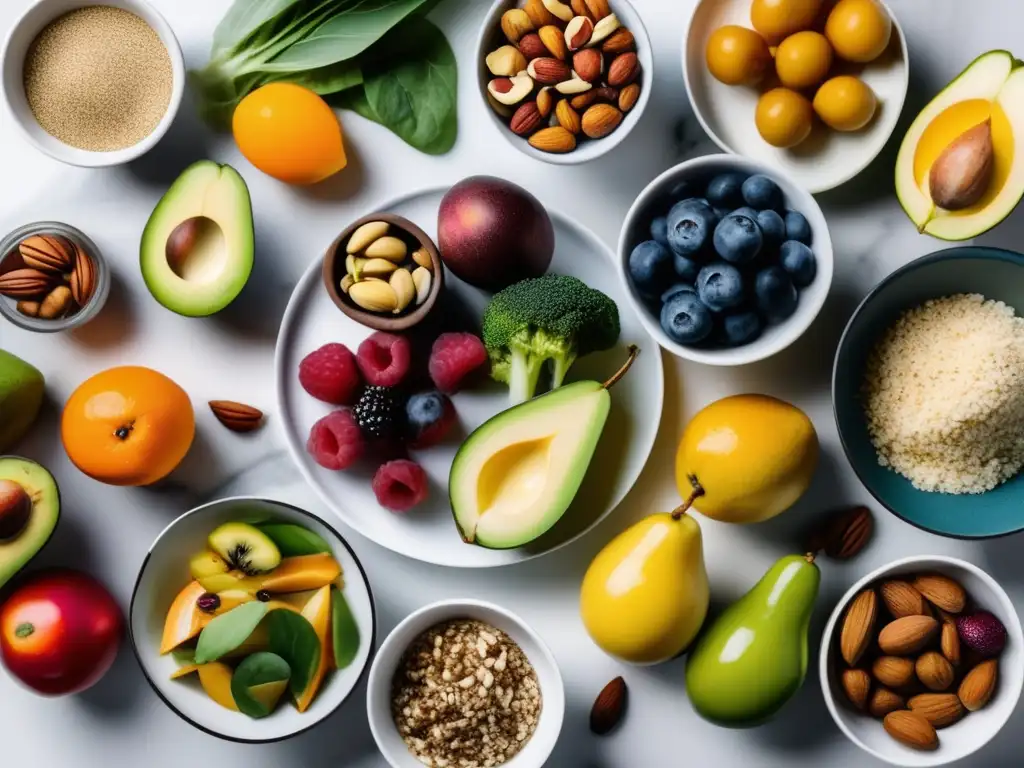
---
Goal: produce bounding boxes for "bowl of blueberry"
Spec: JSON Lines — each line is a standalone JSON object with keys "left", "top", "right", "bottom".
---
{"left": 618, "top": 154, "right": 833, "bottom": 365}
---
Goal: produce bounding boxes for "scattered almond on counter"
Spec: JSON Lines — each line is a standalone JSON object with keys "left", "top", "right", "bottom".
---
{"left": 209, "top": 401, "right": 264, "bottom": 433}
{"left": 590, "top": 676, "right": 627, "bottom": 735}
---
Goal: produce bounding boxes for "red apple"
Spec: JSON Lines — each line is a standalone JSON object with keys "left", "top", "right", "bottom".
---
{"left": 0, "top": 569, "right": 122, "bottom": 695}
{"left": 438, "top": 176, "right": 554, "bottom": 291}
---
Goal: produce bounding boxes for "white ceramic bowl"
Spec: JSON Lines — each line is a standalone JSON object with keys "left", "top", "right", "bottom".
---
{"left": 129, "top": 497, "right": 376, "bottom": 743}
{"left": 367, "top": 599, "right": 564, "bottom": 768}
{"left": 820, "top": 555, "right": 1024, "bottom": 767}
{"left": 682, "top": 0, "right": 909, "bottom": 193}
{"left": 1, "top": 0, "right": 186, "bottom": 167}
{"left": 476, "top": 0, "right": 653, "bottom": 165}
{"left": 617, "top": 153, "right": 833, "bottom": 366}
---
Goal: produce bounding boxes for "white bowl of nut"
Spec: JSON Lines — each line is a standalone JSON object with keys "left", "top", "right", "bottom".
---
{"left": 820, "top": 555, "right": 1024, "bottom": 767}
{"left": 476, "top": 0, "right": 652, "bottom": 164}
{"left": 367, "top": 598, "right": 564, "bottom": 768}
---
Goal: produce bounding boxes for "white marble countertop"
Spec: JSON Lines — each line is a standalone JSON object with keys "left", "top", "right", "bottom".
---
{"left": 2, "top": 0, "right": 1024, "bottom": 766}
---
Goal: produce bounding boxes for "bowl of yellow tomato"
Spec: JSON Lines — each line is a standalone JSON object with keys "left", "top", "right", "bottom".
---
{"left": 683, "top": 0, "right": 909, "bottom": 193}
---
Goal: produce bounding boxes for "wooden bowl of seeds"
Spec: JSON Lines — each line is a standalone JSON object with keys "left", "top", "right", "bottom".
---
{"left": 322, "top": 213, "right": 444, "bottom": 333}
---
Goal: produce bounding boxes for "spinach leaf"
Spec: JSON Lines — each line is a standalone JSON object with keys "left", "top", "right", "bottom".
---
{"left": 360, "top": 17, "right": 457, "bottom": 154}
{"left": 170, "top": 647, "right": 195, "bottom": 666}
{"left": 194, "top": 602, "right": 269, "bottom": 664}
{"left": 257, "top": 523, "right": 334, "bottom": 556}
{"left": 261, "top": 0, "right": 434, "bottom": 71}
{"left": 265, "top": 60, "right": 364, "bottom": 95}
{"left": 267, "top": 610, "right": 321, "bottom": 696}
{"left": 331, "top": 588, "right": 361, "bottom": 670}
{"left": 230, "top": 652, "right": 292, "bottom": 719}
{"left": 212, "top": 0, "right": 305, "bottom": 56}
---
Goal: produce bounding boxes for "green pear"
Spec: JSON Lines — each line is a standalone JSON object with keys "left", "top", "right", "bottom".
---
{"left": 685, "top": 554, "right": 820, "bottom": 727}
{"left": 0, "top": 350, "right": 44, "bottom": 452}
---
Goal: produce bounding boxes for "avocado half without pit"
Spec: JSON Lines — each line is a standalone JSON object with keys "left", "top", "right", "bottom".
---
{"left": 0, "top": 457, "right": 60, "bottom": 590}
{"left": 449, "top": 346, "right": 639, "bottom": 549}
{"left": 140, "top": 161, "right": 255, "bottom": 316}
{"left": 897, "top": 50, "right": 1024, "bottom": 240}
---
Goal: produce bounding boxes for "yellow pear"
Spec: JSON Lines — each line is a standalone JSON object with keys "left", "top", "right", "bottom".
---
{"left": 675, "top": 394, "right": 818, "bottom": 524}
{"left": 580, "top": 510, "right": 709, "bottom": 665}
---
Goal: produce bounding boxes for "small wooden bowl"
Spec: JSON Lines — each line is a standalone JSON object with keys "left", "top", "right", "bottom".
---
{"left": 322, "top": 213, "right": 444, "bottom": 332}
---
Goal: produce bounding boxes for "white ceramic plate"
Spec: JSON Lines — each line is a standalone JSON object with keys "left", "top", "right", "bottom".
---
{"left": 129, "top": 497, "right": 376, "bottom": 743}
{"left": 683, "top": 0, "right": 909, "bottom": 193}
{"left": 275, "top": 186, "right": 663, "bottom": 567}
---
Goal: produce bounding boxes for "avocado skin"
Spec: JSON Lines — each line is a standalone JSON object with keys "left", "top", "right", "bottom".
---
{"left": 0, "top": 456, "right": 60, "bottom": 591}
{"left": 0, "top": 350, "right": 44, "bottom": 453}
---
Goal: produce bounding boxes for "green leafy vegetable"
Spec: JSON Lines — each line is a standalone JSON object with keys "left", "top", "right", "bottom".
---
{"left": 194, "top": 602, "right": 269, "bottom": 664}
{"left": 257, "top": 523, "right": 333, "bottom": 556}
{"left": 192, "top": 0, "right": 458, "bottom": 152}
{"left": 170, "top": 647, "right": 196, "bottom": 667}
{"left": 331, "top": 588, "right": 360, "bottom": 669}
{"left": 230, "top": 652, "right": 292, "bottom": 719}
{"left": 267, "top": 610, "right": 321, "bottom": 696}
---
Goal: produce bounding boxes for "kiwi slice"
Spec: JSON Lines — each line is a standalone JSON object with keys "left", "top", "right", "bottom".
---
{"left": 208, "top": 522, "right": 281, "bottom": 576}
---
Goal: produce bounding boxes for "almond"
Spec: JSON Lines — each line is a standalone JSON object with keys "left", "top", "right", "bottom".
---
{"left": 590, "top": 676, "right": 626, "bottom": 735}
{"left": 908, "top": 693, "right": 965, "bottom": 728}
{"left": 880, "top": 580, "right": 928, "bottom": 619}
{"left": 527, "top": 57, "right": 571, "bottom": 85}
{"left": 840, "top": 668, "right": 871, "bottom": 711}
{"left": 916, "top": 651, "right": 954, "bottom": 692}
{"left": 871, "top": 656, "right": 915, "bottom": 689}
{"left": 883, "top": 710, "right": 938, "bottom": 751}
{"left": 555, "top": 99, "right": 581, "bottom": 134}
{"left": 572, "top": 48, "right": 603, "bottom": 82}
{"left": 500, "top": 8, "right": 534, "bottom": 44}
{"left": 529, "top": 126, "right": 576, "bottom": 153}
{"left": 570, "top": 0, "right": 593, "bottom": 20}
{"left": 510, "top": 102, "right": 543, "bottom": 136}
{"left": 39, "top": 285, "right": 73, "bottom": 320}
{"left": 581, "top": 103, "right": 623, "bottom": 139}
{"left": 538, "top": 25, "right": 568, "bottom": 60}
{"left": 941, "top": 621, "right": 961, "bottom": 667}
{"left": 607, "top": 51, "right": 640, "bottom": 88}
{"left": 840, "top": 588, "right": 877, "bottom": 666}
{"left": 618, "top": 82, "right": 641, "bottom": 112}
{"left": 958, "top": 658, "right": 997, "bottom": 711}
{"left": 564, "top": 15, "right": 594, "bottom": 51}
{"left": 0, "top": 268, "right": 55, "bottom": 299}
{"left": 19, "top": 234, "right": 74, "bottom": 273}
{"left": 878, "top": 615, "right": 939, "bottom": 656}
{"left": 584, "top": 0, "right": 611, "bottom": 20}
{"left": 913, "top": 573, "right": 966, "bottom": 614}
{"left": 536, "top": 87, "right": 556, "bottom": 117}
{"left": 601, "top": 26, "right": 635, "bottom": 55}
{"left": 69, "top": 246, "right": 96, "bottom": 306}
{"left": 570, "top": 90, "right": 600, "bottom": 110}
{"left": 209, "top": 401, "right": 264, "bottom": 433}
{"left": 806, "top": 505, "right": 873, "bottom": 560}
{"left": 518, "top": 32, "right": 547, "bottom": 61}
{"left": 868, "top": 687, "right": 905, "bottom": 718}
{"left": 524, "top": 0, "right": 558, "bottom": 28}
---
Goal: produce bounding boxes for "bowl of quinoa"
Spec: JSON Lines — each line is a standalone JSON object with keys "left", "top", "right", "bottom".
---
{"left": 366, "top": 598, "right": 564, "bottom": 768}
{"left": 834, "top": 246, "right": 1024, "bottom": 539}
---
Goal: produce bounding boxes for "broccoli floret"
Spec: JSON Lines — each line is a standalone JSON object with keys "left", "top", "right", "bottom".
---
{"left": 482, "top": 275, "right": 620, "bottom": 404}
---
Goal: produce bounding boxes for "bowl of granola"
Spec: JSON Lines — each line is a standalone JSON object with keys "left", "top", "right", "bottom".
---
{"left": 366, "top": 598, "right": 564, "bottom": 768}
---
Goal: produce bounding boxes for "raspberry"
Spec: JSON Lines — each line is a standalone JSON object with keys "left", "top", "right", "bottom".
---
{"left": 372, "top": 460, "right": 429, "bottom": 512}
{"left": 357, "top": 332, "right": 412, "bottom": 388}
{"left": 299, "top": 343, "right": 361, "bottom": 405}
{"left": 406, "top": 391, "right": 456, "bottom": 449}
{"left": 428, "top": 333, "right": 488, "bottom": 394}
{"left": 306, "top": 410, "right": 364, "bottom": 470}
{"left": 354, "top": 386, "right": 405, "bottom": 441}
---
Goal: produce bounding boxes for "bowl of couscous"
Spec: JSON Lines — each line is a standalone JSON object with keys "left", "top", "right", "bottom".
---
{"left": 833, "top": 247, "right": 1024, "bottom": 539}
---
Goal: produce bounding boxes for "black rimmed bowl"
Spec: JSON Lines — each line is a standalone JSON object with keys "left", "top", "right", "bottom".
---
{"left": 833, "top": 247, "right": 1024, "bottom": 539}
{"left": 128, "top": 496, "right": 376, "bottom": 743}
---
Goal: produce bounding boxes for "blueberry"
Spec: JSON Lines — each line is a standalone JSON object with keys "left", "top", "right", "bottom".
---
{"left": 756, "top": 209, "right": 786, "bottom": 249}
{"left": 661, "top": 283, "right": 696, "bottom": 304}
{"left": 755, "top": 266, "right": 798, "bottom": 322}
{"left": 650, "top": 217, "right": 669, "bottom": 247}
{"left": 667, "top": 204, "right": 716, "bottom": 257}
{"left": 706, "top": 173, "right": 747, "bottom": 208}
{"left": 780, "top": 240, "right": 817, "bottom": 287}
{"left": 661, "top": 291, "right": 713, "bottom": 344}
{"left": 713, "top": 214, "right": 763, "bottom": 264}
{"left": 784, "top": 210, "right": 812, "bottom": 244}
{"left": 628, "top": 240, "right": 672, "bottom": 294}
{"left": 668, "top": 197, "right": 713, "bottom": 222}
{"left": 669, "top": 180, "right": 698, "bottom": 201}
{"left": 674, "top": 253, "right": 701, "bottom": 283}
{"left": 722, "top": 311, "right": 763, "bottom": 346}
{"left": 742, "top": 174, "right": 782, "bottom": 210}
{"left": 732, "top": 206, "right": 758, "bottom": 220}
{"left": 713, "top": 206, "right": 731, "bottom": 221}
{"left": 696, "top": 262, "right": 745, "bottom": 312}
{"left": 406, "top": 391, "right": 456, "bottom": 448}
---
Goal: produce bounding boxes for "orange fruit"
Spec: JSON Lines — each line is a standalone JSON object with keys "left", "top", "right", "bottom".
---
{"left": 232, "top": 83, "right": 347, "bottom": 186}
{"left": 61, "top": 366, "right": 194, "bottom": 486}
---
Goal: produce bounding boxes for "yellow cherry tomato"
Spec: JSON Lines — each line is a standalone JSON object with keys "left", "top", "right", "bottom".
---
{"left": 813, "top": 75, "right": 878, "bottom": 130}
{"left": 232, "top": 83, "right": 347, "bottom": 186}
{"left": 705, "top": 25, "right": 772, "bottom": 86}
{"left": 824, "top": 0, "right": 892, "bottom": 63}
{"left": 750, "top": 0, "right": 822, "bottom": 45}
{"left": 775, "top": 31, "right": 833, "bottom": 90}
{"left": 756, "top": 87, "right": 814, "bottom": 148}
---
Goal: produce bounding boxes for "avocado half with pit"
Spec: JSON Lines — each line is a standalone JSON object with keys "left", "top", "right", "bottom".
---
{"left": 896, "top": 50, "right": 1024, "bottom": 240}
{"left": 141, "top": 161, "right": 254, "bottom": 316}
{"left": 0, "top": 457, "right": 59, "bottom": 590}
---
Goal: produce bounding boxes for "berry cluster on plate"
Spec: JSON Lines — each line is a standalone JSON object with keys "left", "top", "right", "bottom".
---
{"left": 299, "top": 331, "right": 488, "bottom": 512}
{"left": 628, "top": 172, "right": 818, "bottom": 348}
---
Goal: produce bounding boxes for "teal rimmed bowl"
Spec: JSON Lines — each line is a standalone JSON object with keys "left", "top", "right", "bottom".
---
{"left": 833, "top": 246, "right": 1024, "bottom": 539}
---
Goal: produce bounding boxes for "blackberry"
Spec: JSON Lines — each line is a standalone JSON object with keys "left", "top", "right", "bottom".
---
{"left": 354, "top": 386, "right": 405, "bottom": 440}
